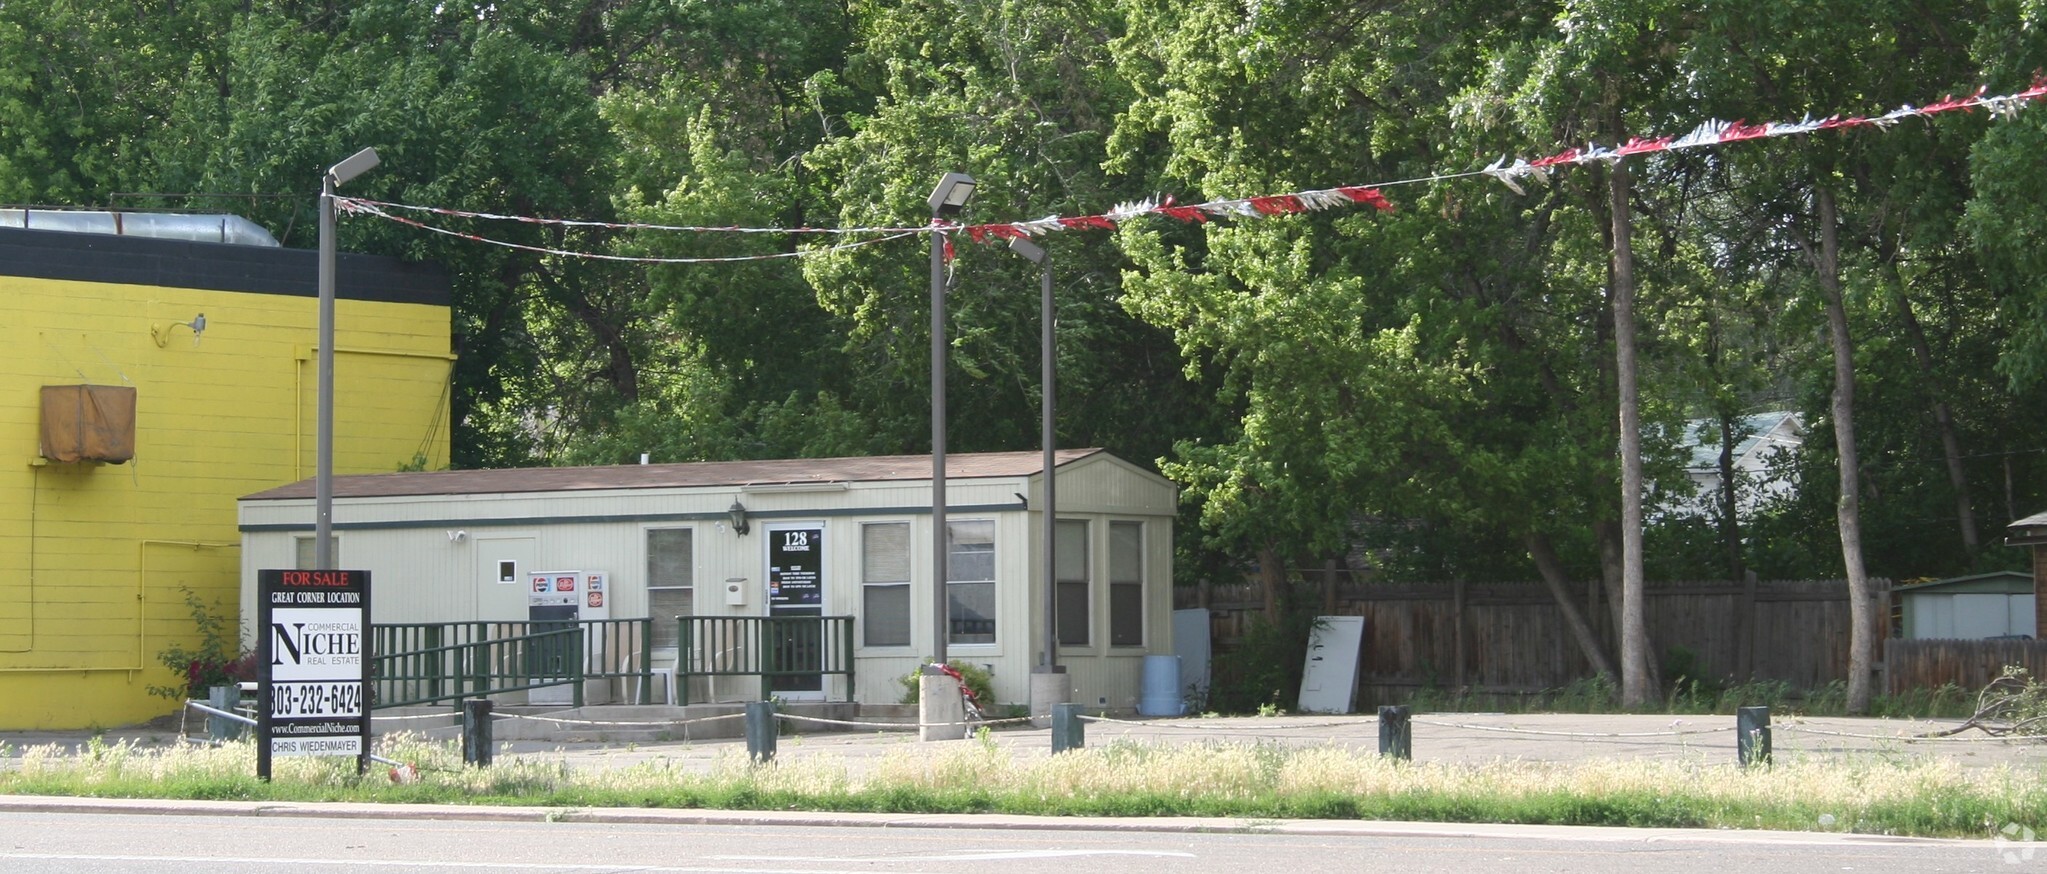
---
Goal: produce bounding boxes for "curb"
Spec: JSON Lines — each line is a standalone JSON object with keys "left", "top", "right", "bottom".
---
{"left": 0, "top": 794, "right": 1977, "bottom": 846}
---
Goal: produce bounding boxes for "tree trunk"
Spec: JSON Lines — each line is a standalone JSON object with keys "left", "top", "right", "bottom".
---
{"left": 1884, "top": 262, "right": 1978, "bottom": 556}
{"left": 1452, "top": 577, "right": 1468, "bottom": 689}
{"left": 1812, "top": 187, "right": 1875, "bottom": 715}
{"left": 1717, "top": 414, "right": 1747, "bottom": 583}
{"left": 1718, "top": 413, "right": 1755, "bottom": 679}
{"left": 1258, "top": 545, "right": 1284, "bottom": 618}
{"left": 1528, "top": 532, "right": 1619, "bottom": 680}
{"left": 1609, "top": 157, "right": 1654, "bottom": 708}
{"left": 1594, "top": 519, "right": 1626, "bottom": 646}
{"left": 2008, "top": 455, "right": 2019, "bottom": 525}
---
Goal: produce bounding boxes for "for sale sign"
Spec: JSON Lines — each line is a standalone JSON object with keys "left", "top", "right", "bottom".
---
{"left": 257, "top": 569, "right": 371, "bottom": 779}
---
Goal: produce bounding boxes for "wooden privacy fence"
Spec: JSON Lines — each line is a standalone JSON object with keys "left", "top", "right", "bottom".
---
{"left": 1179, "top": 577, "right": 1889, "bottom": 706}
{"left": 1884, "top": 638, "right": 2047, "bottom": 695}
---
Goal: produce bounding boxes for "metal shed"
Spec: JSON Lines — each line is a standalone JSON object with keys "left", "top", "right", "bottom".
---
{"left": 1895, "top": 571, "right": 2036, "bottom": 640}
{"left": 238, "top": 449, "right": 1176, "bottom": 712}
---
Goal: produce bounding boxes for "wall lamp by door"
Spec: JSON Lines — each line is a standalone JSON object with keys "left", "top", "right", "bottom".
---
{"left": 727, "top": 501, "right": 750, "bottom": 536}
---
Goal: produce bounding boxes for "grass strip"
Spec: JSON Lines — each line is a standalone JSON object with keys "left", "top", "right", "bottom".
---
{"left": 3, "top": 733, "right": 2040, "bottom": 838}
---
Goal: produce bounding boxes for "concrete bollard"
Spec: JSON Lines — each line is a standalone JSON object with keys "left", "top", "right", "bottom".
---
{"left": 1051, "top": 702, "right": 1085, "bottom": 754}
{"left": 462, "top": 699, "right": 494, "bottom": 767}
{"left": 917, "top": 666, "right": 967, "bottom": 742}
{"left": 1378, "top": 705, "right": 1412, "bottom": 760}
{"left": 207, "top": 685, "right": 243, "bottom": 742}
{"left": 1028, "top": 666, "right": 1071, "bottom": 729}
{"left": 745, "top": 700, "right": 777, "bottom": 763}
{"left": 1738, "top": 705, "right": 1771, "bottom": 769}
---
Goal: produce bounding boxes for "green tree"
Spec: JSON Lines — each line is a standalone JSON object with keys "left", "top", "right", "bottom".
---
{"left": 801, "top": 0, "right": 1214, "bottom": 467}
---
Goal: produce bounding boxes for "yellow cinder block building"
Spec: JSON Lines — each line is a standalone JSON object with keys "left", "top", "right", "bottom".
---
{"left": 0, "top": 222, "right": 452, "bottom": 729}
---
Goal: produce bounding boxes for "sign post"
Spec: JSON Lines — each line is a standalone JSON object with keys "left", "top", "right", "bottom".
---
{"left": 257, "top": 569, "right": 371, "bottom": 780}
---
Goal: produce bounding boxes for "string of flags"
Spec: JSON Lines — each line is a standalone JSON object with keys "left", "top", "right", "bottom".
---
{"left": 341, "top": 198, "right": 919, "bottom": 264}
{"left": 337, "top": 78, "right": 2047, "bottom": 265}
{"left": 1475, "top": 82, "right": 2047, "bottom": 195}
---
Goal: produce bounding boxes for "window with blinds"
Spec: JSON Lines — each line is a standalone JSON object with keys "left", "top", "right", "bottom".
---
{"left": 1109, "top": 521, "right": 1144, "bottom": 646}
{"left": 647, "top": 527, "right": 693, "bottom": 650}
{"left": 862, "top": 522, "right": 912, "bottom": 647}
{"left": 1055, "top": 519, "right": 1090, "bottom": 646}
{"left": 947, "top": 520, "right": 997, "bottom": 644}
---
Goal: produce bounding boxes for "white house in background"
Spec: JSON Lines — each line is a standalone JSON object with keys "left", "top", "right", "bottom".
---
{"left": 1675, "top": 411, "right": 1803, "bottom": 517}
{"left": 237, "top": 449, "right": 1176, "bottom": 711}
{"left": 1894, "top": 571, "right": 2036, "bottom": 640}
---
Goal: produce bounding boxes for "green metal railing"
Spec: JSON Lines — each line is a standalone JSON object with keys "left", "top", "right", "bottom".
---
{"left": 371, "top": 618, "right": 653, "bottom": 709}
{"left": 675, "top": 615, "right": 855, "bottom": 705}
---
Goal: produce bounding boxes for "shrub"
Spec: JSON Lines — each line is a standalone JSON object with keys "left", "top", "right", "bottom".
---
{"left": 1205, "top": 611, "right": 1321, "bottom": 714}
{"left": 147, "top": 587, "right": 254, "bottom": 701}
{"left": 897, "top": 661, "right": 997, "bottom": 708}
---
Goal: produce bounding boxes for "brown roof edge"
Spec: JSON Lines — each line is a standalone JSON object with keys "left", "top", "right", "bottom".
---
{"left": 242, "top": 448, "right": 1110, "bottom": 501}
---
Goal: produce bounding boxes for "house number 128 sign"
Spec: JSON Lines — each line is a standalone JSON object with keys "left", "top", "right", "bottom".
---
{"left": 768, "top": 527, "right": 823, "bottom": 607}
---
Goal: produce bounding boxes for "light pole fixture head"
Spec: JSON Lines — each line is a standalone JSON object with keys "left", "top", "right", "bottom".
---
{"left": 928, "top": 172, "right": 977, "bottom": 217}
{"left": 328, "top": 147, "right": 381, "bottom": 187}
{"left": 727, "top": 500, "right": 750, "bottom": 536}
{"left": 1006, "top": 236, "right": 1046, "bottom": 264}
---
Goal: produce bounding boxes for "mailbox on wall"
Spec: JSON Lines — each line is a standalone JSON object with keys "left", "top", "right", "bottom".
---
{"left": 724, "top": 577, "right": 747, "bottom": 606}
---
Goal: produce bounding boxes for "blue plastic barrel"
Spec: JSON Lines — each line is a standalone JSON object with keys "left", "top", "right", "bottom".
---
{"left": 1138, "top": 654, "right": 1183, "bottom": 716}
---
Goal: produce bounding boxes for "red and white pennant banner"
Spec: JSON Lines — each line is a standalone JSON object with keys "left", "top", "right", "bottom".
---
{"left": 961, "top": 187, "right": 1394, "bottom": 244}
{"left": 335, "top": 78, "right": 2047, "bottom": 266}
{"left": 958, "top": 78, "right": 2047, "bottom": 239}
{"left": 1480, "top": 81, "right": 2047, "bottom": 194}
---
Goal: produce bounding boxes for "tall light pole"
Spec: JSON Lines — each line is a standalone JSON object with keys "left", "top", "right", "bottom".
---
{"left": 927, "top": 172, "right": 975, "bottom": 668}
{"left": 315, "top": 147, "right": 380, "bottom": 570}
{"left": 1007, "top": 236, "right": 1058, "bottom": 674}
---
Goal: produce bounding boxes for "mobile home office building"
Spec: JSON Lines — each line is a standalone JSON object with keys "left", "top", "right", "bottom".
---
{"left": 238, "top": 448, "right": 1176, "bottom": 709}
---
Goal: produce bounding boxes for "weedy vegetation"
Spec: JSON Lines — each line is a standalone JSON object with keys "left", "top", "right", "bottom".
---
{"left": 4, "top": 731, "right": 2042, "bottom": 838}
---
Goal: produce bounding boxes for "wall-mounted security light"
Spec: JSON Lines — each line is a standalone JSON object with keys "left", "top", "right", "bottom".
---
{"left": 727, "top": 501, "right": 750, "bottom": 536}
{"left": 151, "top": 313, "right": 206, "bottom": 347}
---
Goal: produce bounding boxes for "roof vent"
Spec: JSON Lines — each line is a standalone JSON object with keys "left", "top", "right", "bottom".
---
{"left": 1, "top": 209, "right": 281, "bottom": 247}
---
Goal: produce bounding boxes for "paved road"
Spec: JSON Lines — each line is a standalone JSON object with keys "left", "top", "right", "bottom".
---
{"left": 0, "top": 804, "right": 2027, "bottom": 874}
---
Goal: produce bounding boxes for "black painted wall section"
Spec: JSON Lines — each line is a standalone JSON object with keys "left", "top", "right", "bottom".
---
{"left": 0, "top": 226, "right": 449, "bottom": 307}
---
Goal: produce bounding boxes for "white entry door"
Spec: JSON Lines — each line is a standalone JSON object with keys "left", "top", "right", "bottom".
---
{"left": 476, "top": 535, "right": 538, "bottom": 621}
{"left": 764, "top": 522, "right": 827, "bottom": 699}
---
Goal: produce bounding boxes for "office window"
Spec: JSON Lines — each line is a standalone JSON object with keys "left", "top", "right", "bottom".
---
{"left": 647, "top": 527, "right": 694, "bottom": 650}
{"left": 1109, "top": 521, "right": 1144, "bottom": 646}
{"left": 293, "top": 535, "right": 338, "bottom": 570}
{"left": 1055, "top": 519, "right": 1090, "bottom": 646}
{"left": 947, "top": 519, "right": 996, "bottom": 644}
{"left": 862, "top": 522, "right": 912, "bottom": 647}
